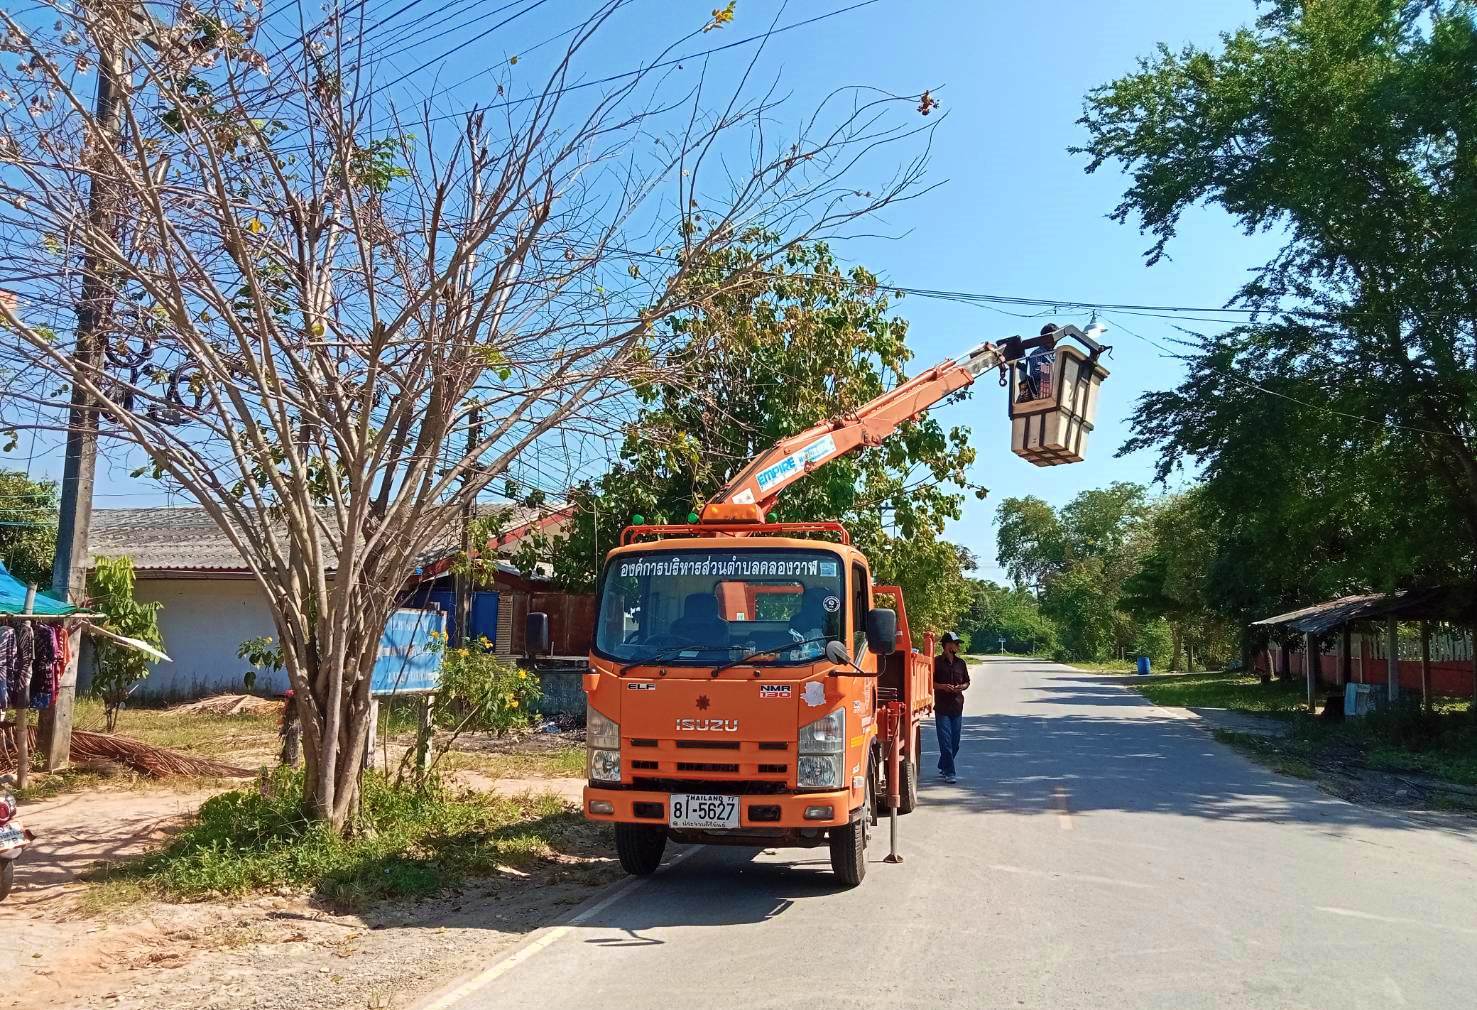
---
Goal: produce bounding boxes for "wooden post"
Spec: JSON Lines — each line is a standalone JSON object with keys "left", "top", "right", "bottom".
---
{"left": 1305, "top": 631, "right": 1318, "bottom": 713}
{"left": 1419, "top": 621, "right": 1431, "bottom": 713}
{"left": 1386, "top": 615, "right": 1400, "bottom": 704}
{"left": 364, "top": 697, "right": 381, "bottom": 771}
{"left": 415, "top": 694, "right": 436, "bottom": 773}
{"left": 1339, "top": 624, "right": 1352, "bottom": 687}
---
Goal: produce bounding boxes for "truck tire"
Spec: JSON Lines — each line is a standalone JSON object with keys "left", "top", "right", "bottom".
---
{"left": 0, "top": 860, "right": 12, "bottom": 902}
{"left": 614, "top": 823, "right": 667, "bottom": 876}
{"left": 897, "top": 757, "right": 919, "bottom": 815}
{"left": 828, "top": 775, "right": 872, "bottom": 887}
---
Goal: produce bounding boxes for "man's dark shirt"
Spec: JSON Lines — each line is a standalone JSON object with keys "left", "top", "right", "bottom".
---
{"left": 933, "top": 653, "right": 970, "bottom": 717}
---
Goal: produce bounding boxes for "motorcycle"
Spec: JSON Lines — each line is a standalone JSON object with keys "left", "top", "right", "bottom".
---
{"left": 0, "top": 774, "right": 32, "bottom": 902}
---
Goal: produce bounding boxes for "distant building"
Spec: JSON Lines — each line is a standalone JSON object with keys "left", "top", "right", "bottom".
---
{"left": 80, "top": 503, "right": 584, "bottom": 701}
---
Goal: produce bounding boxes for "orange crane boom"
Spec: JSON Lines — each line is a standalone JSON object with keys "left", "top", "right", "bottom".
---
{"left": 703, "top": 324, "right": 1106, "bottom": 520}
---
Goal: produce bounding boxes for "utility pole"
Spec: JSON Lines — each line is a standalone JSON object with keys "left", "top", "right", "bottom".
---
{"left": 454, "top": 407, "right": 482, "bottom": 647}
{"left": 41, "top": 29, "right": 126, "bottom": 769}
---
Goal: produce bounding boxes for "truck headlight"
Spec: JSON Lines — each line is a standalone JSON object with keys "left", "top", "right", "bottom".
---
{"left": 798, "top": 709, "right": 844, "bottom": 754}
{"left": 797, "top": 709, "right": 845, "bottom": 789}
{"left": 797, "top": 754, "right": 843, "bottom": 789}
{"left": 589, "top": 748, "right": 622, "bottom": 783}
{"left": 587, "top": 704, "right": 619, "bottom": 750}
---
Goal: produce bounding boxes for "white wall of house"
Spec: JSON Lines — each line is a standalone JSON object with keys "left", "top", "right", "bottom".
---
{"left": 82, "top": 576, "right": 284, "bottom": 700}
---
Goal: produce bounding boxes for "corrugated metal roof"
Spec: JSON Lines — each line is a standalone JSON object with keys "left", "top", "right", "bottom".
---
{"left": 87, "top": 503, "right": 564, "bottom": 574}
{"left": 1253, "top": 587, "right": 1476, "bottom": 635}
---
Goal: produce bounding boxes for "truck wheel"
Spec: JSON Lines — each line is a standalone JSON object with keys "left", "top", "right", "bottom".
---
{"left": 828, "top": 776, "right": 872, "bottom": 887}
{"left": 0, "top": 860, "right": 12, "bottom": 902}
{"left": 897, "top": 757, "right": 919, "bottom": 815}
{"left": 614, "top": 823, "right": 667, "bottom": 876}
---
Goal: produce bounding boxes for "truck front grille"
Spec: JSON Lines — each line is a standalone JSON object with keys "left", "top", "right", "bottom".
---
{"left": 620, "top": 738, "right": 793, "bottom": 783}
{"left": 633, "top": 777, "right": 791, "bottom": 796}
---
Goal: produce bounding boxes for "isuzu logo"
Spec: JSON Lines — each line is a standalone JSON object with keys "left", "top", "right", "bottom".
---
{"left": 675, "top": 718, "right": 739, "bottom": 733}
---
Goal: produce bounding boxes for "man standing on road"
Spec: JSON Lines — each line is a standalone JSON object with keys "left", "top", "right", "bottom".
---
{"left": 934, "top": 632, "right": 970, "bottom": 783}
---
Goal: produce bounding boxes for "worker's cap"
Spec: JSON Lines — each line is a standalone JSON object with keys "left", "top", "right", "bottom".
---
{"left": 940, "top": 631, "right": 962, "bottom": 644}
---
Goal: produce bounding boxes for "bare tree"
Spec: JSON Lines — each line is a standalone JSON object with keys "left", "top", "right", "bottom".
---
{"left": 0, "top": 0, "right": 933, "bottom": 828}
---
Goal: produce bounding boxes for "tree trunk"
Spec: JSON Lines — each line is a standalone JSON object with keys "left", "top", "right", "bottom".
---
{"left": 1171, "top": 625, "right": 1183, "bottom": 673}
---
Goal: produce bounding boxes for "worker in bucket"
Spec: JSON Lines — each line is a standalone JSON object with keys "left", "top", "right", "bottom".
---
{"left": 933, "top": 631, "right": 971, "bottom": 783}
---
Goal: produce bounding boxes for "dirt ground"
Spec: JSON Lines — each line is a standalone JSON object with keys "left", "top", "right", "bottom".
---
{"left": 0, "top": 771, "right": 609, "bottom": 1010}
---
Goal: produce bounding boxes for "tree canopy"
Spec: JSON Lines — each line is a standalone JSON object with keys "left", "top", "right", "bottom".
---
{"left": 537, "top": 240, "right": 984, "bottom": 639}
{"left": 1080, "top": 0, "right": 1477, "bottom": 608}
{"left": 0, "top": 470, "right": 56, "bottom": 587}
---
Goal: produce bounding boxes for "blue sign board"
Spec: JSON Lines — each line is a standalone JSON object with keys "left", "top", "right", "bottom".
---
{"left": 371, "top": 608, "right": 445, "bottom": 696}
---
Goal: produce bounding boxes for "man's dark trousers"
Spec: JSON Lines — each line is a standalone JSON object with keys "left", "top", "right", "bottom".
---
{"left": 936, "top": 714, "right": 962, "bottom": 777}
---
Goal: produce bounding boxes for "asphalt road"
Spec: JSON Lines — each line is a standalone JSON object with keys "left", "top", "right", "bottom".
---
{"left": 437, "top": 658, "right": 1477, "bottom": 1010}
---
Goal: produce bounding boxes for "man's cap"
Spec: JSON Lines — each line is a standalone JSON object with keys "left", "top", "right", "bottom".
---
{"left": 940, "top": 631, "right": 962, "bottom": 644}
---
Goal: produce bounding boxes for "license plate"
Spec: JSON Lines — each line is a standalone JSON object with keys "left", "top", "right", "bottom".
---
{"left": 0, "top": 825, "right": 23, "bottom": 849}
{"left": 669, "top": 793, "right": 739, "bottom": 830}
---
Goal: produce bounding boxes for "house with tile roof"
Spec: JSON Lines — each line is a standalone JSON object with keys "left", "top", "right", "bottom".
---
{"left": 80, "top": 503, "right": 578, "bottom": 700}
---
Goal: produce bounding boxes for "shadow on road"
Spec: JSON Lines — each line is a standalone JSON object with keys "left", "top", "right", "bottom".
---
{"left": 926, "top": 668, "right": 1477, "bottom": 839}
{"left": 575, "top": 849, "right": 851, "bottom": 943}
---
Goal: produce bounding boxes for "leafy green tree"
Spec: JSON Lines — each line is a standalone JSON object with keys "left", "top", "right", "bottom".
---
{"left": 541, "top": 240, "right": 985, "bottom": 637}
{"left": 958, "top": 580, "right": 1059, "bottom": 655}
{"left": 1080, "top": 0, "right": 1477, "bottom": 609}
{"left": 86, "top": 556, "right": 164, "bottom": 732}
{"left": 1120, "top": 489, "right": 1239, "bottom": 670}
{"left": 996, "top": 483, "right": 1173, "bottom": 662}
{"left": 0, "top": 470, "right": 56, "bottom": 587}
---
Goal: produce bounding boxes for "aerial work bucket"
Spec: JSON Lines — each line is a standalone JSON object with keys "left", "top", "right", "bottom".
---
{"left": 1008, "top": 337, "right": 1109, "bottom": 466}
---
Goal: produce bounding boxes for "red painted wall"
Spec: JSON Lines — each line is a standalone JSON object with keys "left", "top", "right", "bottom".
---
{"left": 1254, "top": 646, "right": 1476, "bottom": 697}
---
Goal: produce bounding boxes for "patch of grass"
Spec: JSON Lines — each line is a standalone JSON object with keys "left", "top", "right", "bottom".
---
{"left": 77, "top": 697, "right": 280, "bottom": 763}
{"left": 439, "top": 743, "right": 585, "bottom": 780}
{"left": 1213, "top": 729, "right": 1318, "bottom": 779}
{"left": 1215, "top": 705, "right": 1477, "bottom": 791}
{"left": 86, "top": 768, "right": 604, "bottom": 909}
{"left": 14, "top": 765, "right": 121, "bottom": 801}
{"left": 1066, "top": 660, "right": 1137, "bottom": 674}
{"left": 1131, "top": 670, "right": 1306, "bottom": 716}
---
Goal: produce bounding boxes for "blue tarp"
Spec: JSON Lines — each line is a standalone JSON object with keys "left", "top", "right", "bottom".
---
{"left": 0, "top": 561, "right": 76, "bottom": 616}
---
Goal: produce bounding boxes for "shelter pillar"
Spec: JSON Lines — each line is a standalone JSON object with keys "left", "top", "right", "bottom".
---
{"left": 1386, "top": 616, "right": 1400, "bottom": 704}
{"left": 1420, "top": 621, "right": 1432, "bottom": 713}
{"left": 1305, "top": 631, "right": 1318, "bottom": 713}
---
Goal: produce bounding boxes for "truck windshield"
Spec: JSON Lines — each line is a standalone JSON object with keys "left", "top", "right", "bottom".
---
{"left": 594, "top": 548, "right": 846, "bottom": 665}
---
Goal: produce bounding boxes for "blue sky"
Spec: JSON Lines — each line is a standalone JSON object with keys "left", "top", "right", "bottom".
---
{"left": 23, "top": 0, "right": 1285, "bottom": 580}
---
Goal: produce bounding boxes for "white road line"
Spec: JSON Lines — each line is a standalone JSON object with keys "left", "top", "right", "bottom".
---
{"left": 987, "top": 863, "right": 1152, "bottom": 890}
{"left": 1315, "top": 905, "right": 1477, "bottom": 938}
{"left": 1051, "top": 785, "right": 1074, "bottom": 831}
{"left": 414, "top": 848, "right": 699, "bottom": 1010}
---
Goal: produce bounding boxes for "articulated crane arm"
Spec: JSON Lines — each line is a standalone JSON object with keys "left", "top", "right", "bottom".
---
{"left": 702, "top": 324, "right": 1107, "bottom": 521}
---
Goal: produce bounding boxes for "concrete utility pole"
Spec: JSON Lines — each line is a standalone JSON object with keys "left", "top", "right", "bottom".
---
{"left": 42, "top": 30, "right": 127, "bottom": 770}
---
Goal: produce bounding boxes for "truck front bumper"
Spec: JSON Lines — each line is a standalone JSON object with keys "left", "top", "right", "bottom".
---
{"left": 583, "top": 786, "right": 852, "bottom": 830}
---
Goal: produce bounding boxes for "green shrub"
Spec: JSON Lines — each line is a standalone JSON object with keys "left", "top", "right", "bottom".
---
{"left": 435, "top": 635, "right": 542, "bottom": 736}
{"left": 92, "top": 767, "right": 585, "bottom": 907}
{"left": 87, "top": 556, "right": 164, "bottom": 731}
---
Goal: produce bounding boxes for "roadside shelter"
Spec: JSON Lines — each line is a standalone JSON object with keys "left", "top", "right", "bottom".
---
{"left": 1251, "top": 586, "right": 1477, "bottom": 711}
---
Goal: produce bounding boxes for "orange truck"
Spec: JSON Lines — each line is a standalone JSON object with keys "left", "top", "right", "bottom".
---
{"left": 526, "top": 324, "right": 1109, "bottom": 885}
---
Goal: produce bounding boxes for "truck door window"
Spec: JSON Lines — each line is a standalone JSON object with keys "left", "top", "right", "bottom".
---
{"left": 851, "top": 563, "right": 868, "bottom": 656}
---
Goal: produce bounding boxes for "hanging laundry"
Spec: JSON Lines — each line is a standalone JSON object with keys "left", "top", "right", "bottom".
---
{"left": 30, "top": 623, "right": 58, "bottom": 710}
{"left": 13, "top": 621, "right": 33, "bottom": 704}
{"left": 0, "top": 623, "right": 13, "bottom": 709}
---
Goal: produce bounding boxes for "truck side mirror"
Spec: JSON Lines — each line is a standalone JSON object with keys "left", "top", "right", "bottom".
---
{"left": 865, "top": 608, "right": 897, "bottom": 656}
{"left": 525, "top": 612, "right": 550, "bottom": 657}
